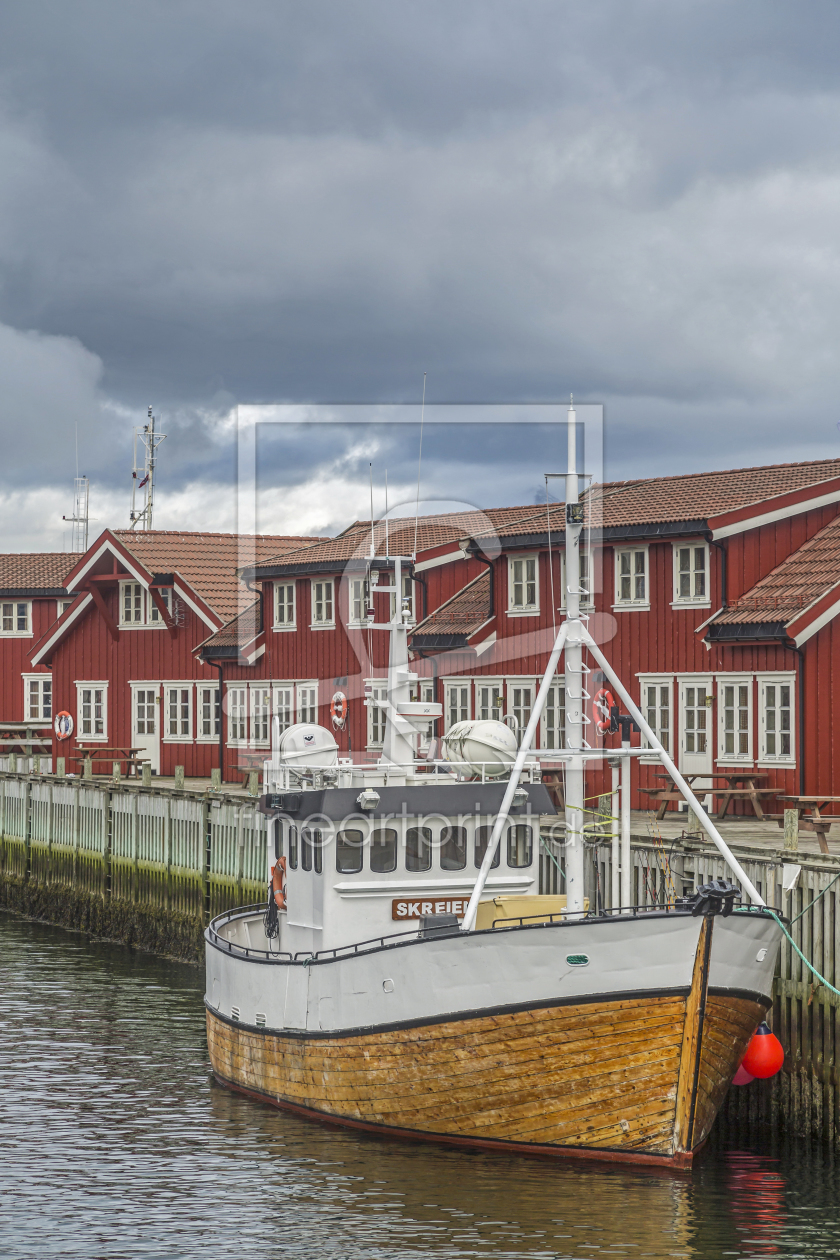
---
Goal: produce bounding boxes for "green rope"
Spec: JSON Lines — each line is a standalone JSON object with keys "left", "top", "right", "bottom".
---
{"left": 540, "top": 835, "right": 566, "bottom": 881}
{"left": 790, "top": 869, "right": 840, "bottom": 923}
{"left": 762, "top": 909, "right": 840, "bottom": 998}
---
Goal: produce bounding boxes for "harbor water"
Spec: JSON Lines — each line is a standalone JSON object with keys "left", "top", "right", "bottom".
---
{"left": 1, "top": 911, "right": 839, "bottom": 1260}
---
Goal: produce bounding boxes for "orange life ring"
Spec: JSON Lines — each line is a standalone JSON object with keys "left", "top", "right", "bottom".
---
{"left": 271, "top": 857, "right": 287, "bottom": 912}
{"left": 592, "top": 688, "right": 616, "bottom": 735}
{"left": 330, "top": 691, "right": 347, "bottom": 730}
{"left": 54, "top": 711, "right": 74, "bottom": 740}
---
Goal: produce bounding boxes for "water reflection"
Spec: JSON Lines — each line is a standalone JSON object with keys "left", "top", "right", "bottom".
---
{"left": 1, "top": 910, "right": 838, "bottom": 1260}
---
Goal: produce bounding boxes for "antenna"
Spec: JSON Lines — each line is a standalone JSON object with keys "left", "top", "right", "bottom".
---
{"left": 62, "top": 422, "right": 91, "bottom": 551}
{"left": 130, "top": 405, "right": 167, "bottom": 530}
{"left": 413, "top": 371, "right": 426, "bottom": 557}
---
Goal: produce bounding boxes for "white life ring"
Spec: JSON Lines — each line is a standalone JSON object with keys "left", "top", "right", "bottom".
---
{"left": 54, "top": 712, "right": 74, "bottom": 740}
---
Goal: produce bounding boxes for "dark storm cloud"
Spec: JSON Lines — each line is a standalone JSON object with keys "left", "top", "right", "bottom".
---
{"left": 1, "top": 0, "right": 840, "bottom": 546}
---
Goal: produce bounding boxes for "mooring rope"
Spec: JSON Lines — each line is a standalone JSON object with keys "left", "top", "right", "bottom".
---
{"left": 789, "top": 869, "right": 840, "bottom": 924}
{"left": 755, "top": 909, "right": 840, "bottom": 999}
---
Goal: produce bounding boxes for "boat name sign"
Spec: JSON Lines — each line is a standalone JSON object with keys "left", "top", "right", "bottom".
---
{"left": 392, "top": 898, "right": 468, "bottom": 920}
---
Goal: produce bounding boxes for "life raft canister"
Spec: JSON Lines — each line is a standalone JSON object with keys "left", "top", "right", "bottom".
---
{"left": 330, "top": 691, "right": 347, "bottom": 730}
{"left": 54, "top": 711, "right": 74, "bottom": 740}
{"left": 591, "top": 687, "right": 616, "bottom": 734}
{"left": 271, "top": 857, "right": 287, "bottom": 912}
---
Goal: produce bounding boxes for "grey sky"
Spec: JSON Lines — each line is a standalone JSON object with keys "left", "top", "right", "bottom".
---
{"left": 1, "top": 1, "right": 839, "bottom": 548}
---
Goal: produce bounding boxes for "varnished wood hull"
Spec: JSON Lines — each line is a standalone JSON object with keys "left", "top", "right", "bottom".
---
{"left": 206, "top": 981, "right": 767, "bottom": 1166}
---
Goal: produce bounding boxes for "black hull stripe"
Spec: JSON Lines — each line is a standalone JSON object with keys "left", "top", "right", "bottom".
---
{"left": 211, "top": 1068, "right": 698, "bottom": 1171}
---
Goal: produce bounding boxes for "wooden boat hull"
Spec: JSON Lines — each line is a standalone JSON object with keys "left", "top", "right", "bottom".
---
{"left": 206, "top": 952, "right": 766, "bottom": 1166}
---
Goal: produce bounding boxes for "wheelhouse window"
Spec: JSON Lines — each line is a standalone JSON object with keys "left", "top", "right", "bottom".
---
{"left": 405, "top": 826, "right": 432, "bottom": 872}
{"left": 198, "top": 686, "right": 220, "bottom": 740}
{"left": 474, "top": 825, "right": 501, "bottom": 869}
{"left": 507, "top": 825, "right": 533, "bottom": 868}
{"left": 25, "top": 676, "right": 52, "bottom": 721}
{"left": 301, "top": 827, "right": 323, "bottom": 874}
{"left": 1, "top": 601, "right": 31, "bottom": 635}
{"left": 719, "top": 676, "right": 752, "bottom": 761}
{"left": 508, "top": 555, "right": 538, "bottom": 613}
{"left": 287, "top": 825, "right": 299, "bottom": 869}
{"left": 274, "top": 582, "right": 295, "bottom": 629}
{"left": 615, "top": 548, "right": 648, "bottom": 606}
{"left": 370, "top": 828, "right": 397, "bottom": 873}
{"left": 336, "top": 829, "right": 363, "bottom": 874}
{"left": 440, "top": 826, "right": 467, "bottom": 871}
{"left": 674, "top": 544, "right": 709, "bottom": 604}
{"left": 310, "top": 579, "right": 334, "bottom": 627}
{"left": 759, "top": 676, "right": 794, "bottom": 763}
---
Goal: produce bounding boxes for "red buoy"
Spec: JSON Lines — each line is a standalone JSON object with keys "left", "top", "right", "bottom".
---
{"left": 731, "top": 1063, "right": 755, "bottom": 1086}
{"left": 740, "top": 1022, "right": 784, "bottom": 1079}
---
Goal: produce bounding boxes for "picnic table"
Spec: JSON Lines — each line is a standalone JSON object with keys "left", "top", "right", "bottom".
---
{"left": 641, "top": 771, "right": 777, "bottom": 820}
{"left": 0, "top": 721, "right": 52, "bottom": 755}
{"left": 72, "top": 745, "right": 149, "bottom": 777}
{"left": 778, "top": 796, "right": 840, "bottom": 856}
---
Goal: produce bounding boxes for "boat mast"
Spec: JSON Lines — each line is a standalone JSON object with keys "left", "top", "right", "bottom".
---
{"left": 563, "top": 400, "right": 586, "bottom": 914}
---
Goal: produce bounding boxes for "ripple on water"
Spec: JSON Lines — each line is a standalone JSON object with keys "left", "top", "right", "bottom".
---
{"left": 1, "top": 910, "right": 840, "bottom": 1259}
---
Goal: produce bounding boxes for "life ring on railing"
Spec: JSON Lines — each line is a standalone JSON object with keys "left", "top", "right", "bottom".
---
{"left": 591, "top": 688, "right": 616, "bottom": 735}
{"left": 54, "top": 712, "right": 74, "bottom": 740}
{"left": 330, "top": 691, "right": 347, "bottom": 730}
{"left": 271, "top": 857, "right": 287, "bottom": 912}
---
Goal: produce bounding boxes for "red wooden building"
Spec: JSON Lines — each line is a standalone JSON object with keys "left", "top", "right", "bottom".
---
{"left": 241, "top": 456, "right": 840, "bottom": 812}
{"left": 0, "top": 553, "right": 78, "bottom": 744}
{"left": 31, "top": 529, "right": 322, "bottom": 778}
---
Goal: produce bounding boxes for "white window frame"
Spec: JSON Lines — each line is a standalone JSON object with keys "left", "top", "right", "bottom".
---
{"left": 672, "top": 541, "right": 711, "bottom": 609}
{"left": 443, "top": 679, "right": 471, "bottom": 732}
{"left": 310, "top": 578, "right": 335, "bottom": 628}
{"left": 475, "top": 678, "right": 504, "bottom": 723}
{"left": 507, "top": 678, "right": 536, "bottom": 740}
{"left": 758, "top": 672, "right": 796, "bottom": 766}
{"left": 162, "top": 682, "right": 193, "bottom": 742}
{"left": 390, "top": 573, "right": 415, "bottom": 624}
{"left": 507, "top": 554, "right": 539, "bottom": 615}
{"left": 148, "top": 586, "right": 171, "bottom": 625}
{"left": 558, "top": 552, "right": 595, "bottom": 611}
{"left": 540, "top": 683, "right": 566, "bottom": 751}
{"left": 23, "top": 673, "right": 52, "bottom": 722}
{"left": 57, "top": 599, "right": 74, "bottom": 619}
{"left": 226, "top": 686, "right": 249, "bottom": 746}
{"left": 638, "top": 674, "right": 673, "bottom": 761}
{"left": 347, "top": 577, "right": 366, "bottom": 627}
{"left": 273, "top": 582, "right": 296, "bottom": 631}
{"left": 76, "top": 681, "right": 108, "bottom": 742}
{"left": 0, "top": 600, "right": 32, "bottom": 637}
{"left": 271, "top": 684, "right": 295, "bottom": 735}
{"left": 296, "top": 681, "right": 318, "bottom": 725}
{"left": 118, "top": 580, "right": 170, "bottom": 628}
{"left": 614, "top": 546, "right": 650, "bottom": 610}
{"left": 717, "top": 673, "right": 754, "bottom": 765}
{"left": 250, "top": 684, "right": 272, "bottom": 747}
{"left": 366, "top": 679, "right": 388, "bottom": 748}
{"left": 197, "top": 685, "right": 221, "bottom": 742}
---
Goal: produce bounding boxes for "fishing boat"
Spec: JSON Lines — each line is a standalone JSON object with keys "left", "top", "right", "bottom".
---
{"left": 205, "top": 406, "right": 782, "bottom": 1167}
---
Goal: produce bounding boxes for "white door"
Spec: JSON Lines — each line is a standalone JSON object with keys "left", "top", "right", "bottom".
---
{"left": 132, "top": 685, "right": 160, "bottom": 774}
{"left": 678, "top": 676, "right": 713, "bottom": 781}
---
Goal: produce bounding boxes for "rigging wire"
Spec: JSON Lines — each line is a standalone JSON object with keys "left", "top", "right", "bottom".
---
{"left": 545, "top": 474, "right": 556, "bottom": 637}
{"left": 413, "top": 371, "right": 426, "bottom": 558}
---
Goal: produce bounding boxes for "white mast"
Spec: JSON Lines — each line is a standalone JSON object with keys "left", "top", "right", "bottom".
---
{"left": 563, "top": 399, "right": 586, "bottom": 914}
{"left": 130, "top": 406, "right": 166, "bottom": 530}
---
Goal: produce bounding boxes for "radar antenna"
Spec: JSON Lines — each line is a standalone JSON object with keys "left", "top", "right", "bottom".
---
{"left": 130, "top": 406, "right": 166, "bottom": 530}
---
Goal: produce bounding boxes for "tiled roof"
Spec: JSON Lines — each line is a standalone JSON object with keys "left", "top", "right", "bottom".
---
{"left": 0, "top": 553, "right": 80, "bottom": 593}
{"left": 711, "top": 514, "right": 840, "bottom": 627}
{"left": 111, "top": 530, "right": 323, "bottom": 621}
{"left": 412, "top": 570, "right": 492, "bottom": 641}
{"left": 197, "top": 601, "right": 261, "bottom": 651}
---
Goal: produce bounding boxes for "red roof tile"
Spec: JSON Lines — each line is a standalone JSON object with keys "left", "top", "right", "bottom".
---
{"left": 197, "top": 601, "right": 261, "bottom": 651}
{"left": 712, "top": 513, "right": 840, "bottom": 627}
{"left": 412, "top": 571, "right": 492, "bottom": 640}
{"left": 111, "top": 530, "right": 323, "bottom": 621}
{"left": 0, "top": 553, "right": 80, "bottom": 593}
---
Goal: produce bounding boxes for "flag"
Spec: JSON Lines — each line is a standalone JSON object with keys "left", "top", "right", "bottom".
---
{"left": 138, "top": 474, "right": 150, "bottom": 488}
